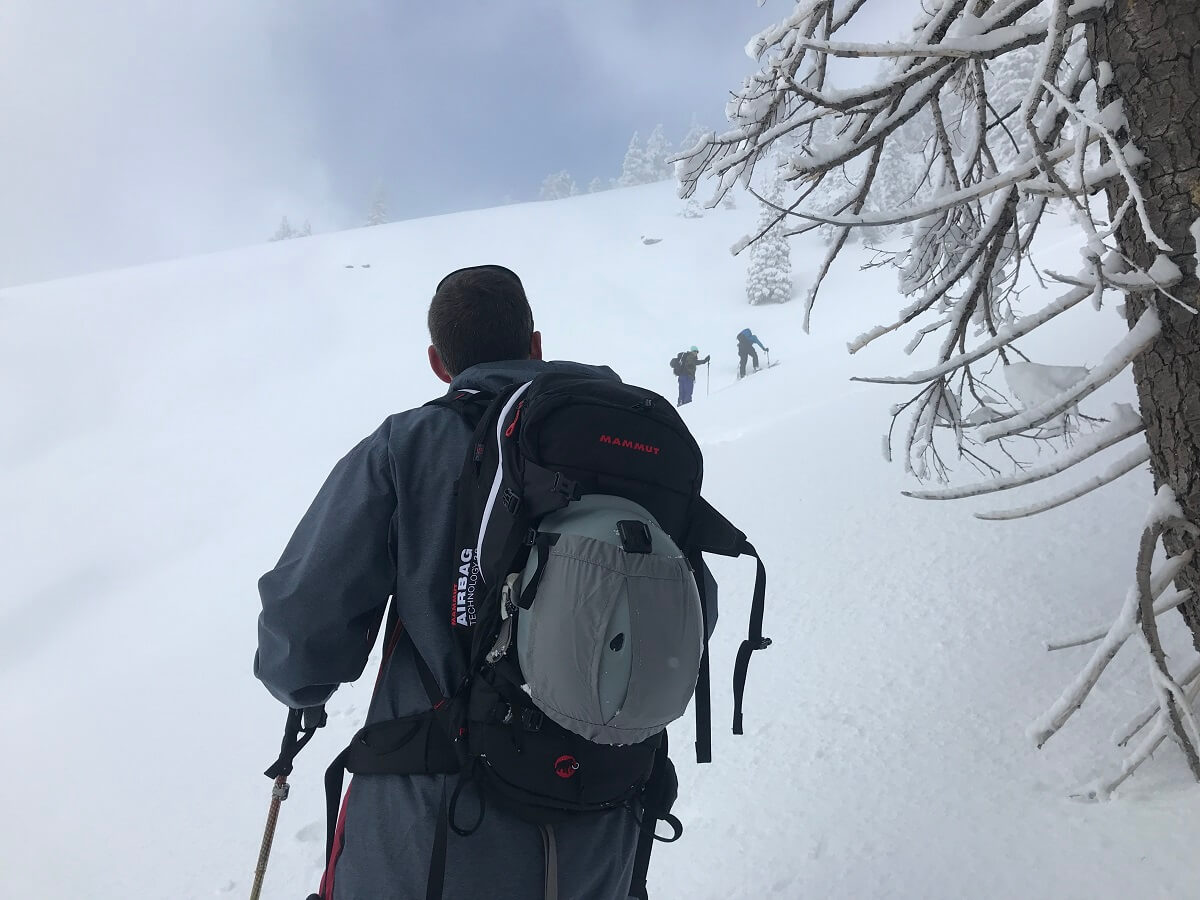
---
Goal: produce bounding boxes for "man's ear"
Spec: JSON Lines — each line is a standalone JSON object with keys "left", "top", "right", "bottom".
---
{"left": 428, "top": 345, "right": 453, "bottom": 383}
{"left": 529, "top": 330, "right": 543, "bottom": 361}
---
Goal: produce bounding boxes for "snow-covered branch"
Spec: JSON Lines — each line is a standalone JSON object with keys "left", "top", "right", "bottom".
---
{"left": 904, "top": 404, "right": 1142, "bottom": 500}
{"left": 979, "top": 307, "right": 1161, "bottom": 442}
{"left": 781, "top": 137, "right": 1093, "bottom": 230}
{"left": 850, "top": 281, "right": 1090, "bottom": 370}
{"left": 1048, "top": 588, "right": 1192, "bottom": 653}
{"left": 1134, "top": 515, "right": 1200, "bottom": 780}
{"left": 975, "top": 444, "right": 1149, "bottom": 520}
{"left": 1078, "top": 674, "right": 1200, "bottom": 802}
{"left": 1113, "top": 655, "right": 1200, "bottom": 746}
{"left": 1028, "top": 544, "right": 1195, "bottom": 749}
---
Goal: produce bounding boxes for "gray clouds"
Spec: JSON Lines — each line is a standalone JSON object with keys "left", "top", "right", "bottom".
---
{"left": 1, "top": 0, "right": 340, "bottom": 286}
{"left": 0, "top": 1, "right": 910, "bottom": 287}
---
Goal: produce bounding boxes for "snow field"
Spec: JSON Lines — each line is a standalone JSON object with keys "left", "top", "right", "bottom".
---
{"left": 1, "top": 181, "right": 1197, "bottom": 899}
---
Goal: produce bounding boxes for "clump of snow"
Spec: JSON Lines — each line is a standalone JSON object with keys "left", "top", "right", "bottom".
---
{"left": 1004, "top": 361, "right": 1089, "bottom": 410}
{"left": 1146, "top": 484, "right": 1185, "bottom": 527}
{"left": 1147, "top": 253, "right": 1183, "bottom": 285}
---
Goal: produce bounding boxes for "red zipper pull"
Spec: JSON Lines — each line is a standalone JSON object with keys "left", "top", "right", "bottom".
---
{"left": 504, "top": 401, "right": 524, "bottom": 438}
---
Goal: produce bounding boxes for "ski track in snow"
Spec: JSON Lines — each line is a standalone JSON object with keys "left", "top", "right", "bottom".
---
{"left": 1, "top": 182, "right": 1198, "bottom": 899}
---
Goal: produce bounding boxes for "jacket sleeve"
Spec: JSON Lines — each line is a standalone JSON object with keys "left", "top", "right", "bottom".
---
{"left": 254, "top": 421, "right": 396, "bottom": 708}
{"left": 753, "top": 336, "right": 766, "bottom": 350}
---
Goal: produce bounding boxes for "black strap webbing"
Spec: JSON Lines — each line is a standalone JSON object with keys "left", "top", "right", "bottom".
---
{"left": 321, "top": 746, "right": 351, "bottom": 878}
{"left": 539, "top": 824, "right": 559, "bottom": 900}
{"left": 731, "top": 541, "right": 769, "bottom": 735}
{"left": 694, "top": 642, "right": 712, "bottom": 764}
{"left": 627, "top": 733, "right": 680, "bottom": 900}
{"left": 686, "top": 549, "right": 713, "bottom": 765}
{"left": 519, "top": 533, "right": 560, "bottom": 609}
{"left": 321, "top": 637, "right": 463, "bottom": 883}
{"left": 628, "top": 813, "right": 655, "bottom": 900}
{"left": 426, "top": 780, "right": 450, "bottom": 900}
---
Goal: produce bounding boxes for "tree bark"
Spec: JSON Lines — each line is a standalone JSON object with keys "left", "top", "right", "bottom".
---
{"left": 1094, "top": 0, "right": 1200, "bottom": 648}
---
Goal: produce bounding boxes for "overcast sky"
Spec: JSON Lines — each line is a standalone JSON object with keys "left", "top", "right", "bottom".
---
{"left": 0, "top": 1, "right": 910, "bottom": 287}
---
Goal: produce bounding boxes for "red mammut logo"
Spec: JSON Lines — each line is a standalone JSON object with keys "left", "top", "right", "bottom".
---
{"left": 599, "top": 434, "right": 660, "bottom": 455}
{"left": 554, "top": 755, "right": 580, "bottom": 779}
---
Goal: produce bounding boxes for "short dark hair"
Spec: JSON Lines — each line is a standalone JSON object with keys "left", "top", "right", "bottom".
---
{"left": 427, "top": 265, "right": 535, "bottom": 376}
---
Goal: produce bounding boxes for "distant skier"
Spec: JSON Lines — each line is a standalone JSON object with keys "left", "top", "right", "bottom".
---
{"left": 736, "top": 328, "right": 769, "bottom": 379}
{"left": 670, "top": 345, "right": 710, "bottom": 406}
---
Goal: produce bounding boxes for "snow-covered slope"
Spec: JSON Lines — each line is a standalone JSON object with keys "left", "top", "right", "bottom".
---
{"left": 2, "top": 183, "right": 1197, "bottom": 899}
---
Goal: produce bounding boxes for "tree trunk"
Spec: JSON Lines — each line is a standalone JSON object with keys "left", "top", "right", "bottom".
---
{"left": 1095, "top": 0, "right": 1200, "bottom": 647}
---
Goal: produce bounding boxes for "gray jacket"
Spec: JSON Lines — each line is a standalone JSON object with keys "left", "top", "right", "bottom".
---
{"left": 256, "top": 359, "right": 640, "bottom": 900}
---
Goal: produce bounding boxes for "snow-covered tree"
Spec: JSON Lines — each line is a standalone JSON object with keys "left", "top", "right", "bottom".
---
{"left": 270, "top": 216, "right": 296, "bottom": 242}
{"left": 678, "top": 0, "right": 1200, "bottom": 790}
{"left": 644, "top": 124, "right": 673, "bottom": 181}
{"left": 746, "top": 170, "right": 792, "bottom": 305}
{"left": 679, "top": 198, "right": 704, "bottom": 219}
{"left": 619, "top": 132, "right": 656, "bottom": 187}
{"left": 297, "top": 220, "right": 312, "bottom": 238}
{"left": 587, "top": 177, "right": 606, "bottom": 194}
{"left": 366, "top": 181, "right": 389, "bottom": 226}
{"left": 678, "top": 116, "right": 709, "bottom": 156}
{"left": 539, "top": 171, "right": 578, "bottom": 201}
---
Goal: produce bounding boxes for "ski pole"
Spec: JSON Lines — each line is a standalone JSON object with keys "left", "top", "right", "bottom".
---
{"left": 706, "top": 361, "right": 710, "bottom": 397}
{"left": 765, "top": 349, "right": 770, "bottom": 369}
{"left": 250, "top": 705, "right": 326, "bottom": 900}
{"left": 250, "top": 776, "right": 290, "bottom": 900}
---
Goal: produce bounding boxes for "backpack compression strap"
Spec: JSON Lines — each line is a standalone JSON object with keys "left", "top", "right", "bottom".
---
{"left": 686, "top": 499, "right": 771, "bottom": 739}
{"left": 731, "top": 541, "right": 769, "bottom": 735}
{"left": 686, "top": 549, "right": 714, "bottom": 765}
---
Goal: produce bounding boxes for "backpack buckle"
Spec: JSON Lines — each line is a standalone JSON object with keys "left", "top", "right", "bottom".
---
{"left": 521, "top": 708, "right": 544, "bottom": 732}
{"left": 502, "top": 488, "right": 521, "bottom": 515}
{"left": 550, "top": 472, "right": 579, "bottom": 500}
{"left": 617, "top": 520, "right": 653, "bottom": 554}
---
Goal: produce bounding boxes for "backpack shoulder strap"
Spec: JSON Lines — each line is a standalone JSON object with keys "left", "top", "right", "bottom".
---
{"left": 423, "top": 387, "right": 494, "bottom": 427}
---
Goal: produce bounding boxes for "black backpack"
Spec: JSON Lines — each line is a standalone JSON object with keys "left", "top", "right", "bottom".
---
{"left": 669, "top": 352, "right": 687, "bottom": 376}
{"left": 318, "top": 373, "right": 769, "bottom": 900}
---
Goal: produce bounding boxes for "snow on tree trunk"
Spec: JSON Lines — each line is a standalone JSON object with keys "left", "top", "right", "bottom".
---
{"left": 1093, "top": 0, "right": 1200, "bottom": 648}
